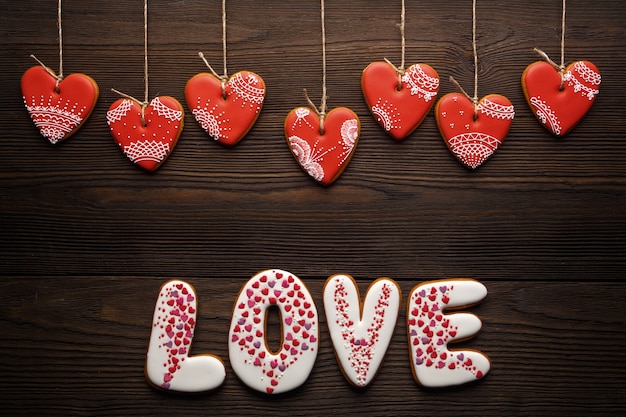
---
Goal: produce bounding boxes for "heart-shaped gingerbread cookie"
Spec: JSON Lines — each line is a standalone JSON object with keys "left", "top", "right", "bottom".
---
{"left": 21, "top": 66, "right": 99, "bottom": 144}
{"left": 362, "top": 61, "right": 439, "bottom": 141}
{"left": 285, "top": 107, "right": 360, "bottom": 186}
{"left": 436, "top": 93, "right": 514, "bottom": 170}
{"left": 522, "top": 60, "right": 600, "bottom": 137}
{"left": 107, "top": 96, "right": 184, "bottom": 172}
{"left": 185, "top": 71, "right": 265, "bottom": 146}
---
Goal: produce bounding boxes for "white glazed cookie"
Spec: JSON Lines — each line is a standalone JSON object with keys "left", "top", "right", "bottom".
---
{"left": 407, "top": 279, "right": 490, "bottom": 387}
{"left": 229, "top": 269, "right": 319, "bottom": 394}
{"left": 146, "top": 280, "right": 226, "bottom": 392}
{"left": 323, "top": 275, "right": 401, "bottom": 387}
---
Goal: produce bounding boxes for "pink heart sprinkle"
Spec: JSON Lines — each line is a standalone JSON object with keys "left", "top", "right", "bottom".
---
{"left": 185, "top": 331, "right": 193, "bottom": 338}
{"left": 162, "top": 382, "right": 171, "bottom": 389}
{"left": 246, "top": 289, "right": 254, "bottom": 297}
{"left": 282, "top": 280, "right": 290, "bottom": 288}
{"left": 270, "top": 360, "right": 278, "bottom": 369}
{"left": 176, "top": 297, "right": 184, "bottom": 305}
{"left": 167, "top": 331, "right": 174, "bottom": 338}
{"left": 274, "top": 290, "right": 281, "bottom": 297}
{"left": 245, "top": 324, "right": 252, "bottom": 332}
{"left": 285, "top": 317, "right": 293, "bottom": 325}
{"left": 290, "top": 348, "right": 298, "bottom": 355}
{"left": 187, "top": 294, "right": 195, "bottom": 302}
{"left": 163, "top": 373, "right": 173, "bottom": 382}
{"left": 247, "top": 300, "right": 255, "bottom": 307}
{"left": 268, "top": 281, "right": 275, "bottom": 288}
{"left": 437, "top": 339, "right": 444, "bottom": 345}
{"left": 178, "top": 347, "right": 187, "bottom": 355}
{"left": 309, "top": 335, "right": 316, "bottom": 343}
{"left": 180, "top": 314, "right": 188, "bottom": 322}
{"left": 231, "top": 334, "right": 239, "bottom": 342}
{"left": 254, "top": 341, "right": 261, "bottom": 348}
{"left": 254, "top": 358, "right": 262, "bottom": 366}
{"left": 171, "top": 309, "right": 180, "bottom": 316}
{"left": 286, "top": 333, "right": 293, "bottom": 340}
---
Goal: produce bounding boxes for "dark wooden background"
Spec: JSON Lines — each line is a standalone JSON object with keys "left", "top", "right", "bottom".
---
{"left": 1, "top": 0, "right": 625, "bottom": 415}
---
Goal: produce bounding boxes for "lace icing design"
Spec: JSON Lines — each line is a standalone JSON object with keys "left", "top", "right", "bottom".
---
{"left": 402, "top": 65, "right": 439, "bottom": 102}
{"left": 338, "top": 119, "right": 358, "bottom": 166}
{"left": 530, "top": 96, "right": 561, "bottom": 135}
{"left": 25, "top": 95, "right": 87, "bottom": 144}
{"left": 106, "top": 99, "right": 133, "bottom": 124}
{"left": 371, "top": 98, "right": 401, "bottom": 132}
{"left": 124, "top": 141, "right": 171, "bottom": 163}
{"left": 228, "top": 72, "right": 265, "bottom": 108}
{"left": 151, "top": 97, "right": 183, "bottom": 122}
{"left": 192, "top": 103, "right": 230, "bottom": 142}
{"left": 288, "top": 136, "right": 329, "bottom": 182}
{"left": 563, "top": 61, "right": 601, "bottom": 100}
{"left": 448, "top": 133, "right": 502, "bottom": 170}
{"left": 477, "top": 99, "right": 515, "bottom": 120}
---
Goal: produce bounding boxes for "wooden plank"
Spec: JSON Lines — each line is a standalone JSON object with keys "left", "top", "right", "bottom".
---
{"left": 0, "top": 0, "right": 625, "bottom": 414}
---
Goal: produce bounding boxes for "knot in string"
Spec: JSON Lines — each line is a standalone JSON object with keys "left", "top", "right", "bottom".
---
{"left": 449, "top": 76, "right": 479, "bottom": 120}
{"left": 384, "top": 58, "right": 405, "bottom": 91}
{"left": 304, "top": 88, "right": 327, "bottom": 135}
{"left": 198, "top": 52, "right": 228, "bottom": 99}
{"left": 30, "top": 55, "right": 63, "bottom": 93}
{"left": 111, "top": 88, "right": 150, "bottom": 126}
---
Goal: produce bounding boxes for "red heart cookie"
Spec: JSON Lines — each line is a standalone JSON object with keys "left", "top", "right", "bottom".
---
{"left": 185, "top": 71, "right": 266, "bottom": 147}
{"left": 21, "top": 66, "right": 99, "bottom": 144}
{"left": 107, "top": 96, "right": 184, "bottom": 172}
{"left": 362, "top": 61, "right": 439, "bottom": 141}
{"left": 285, "top": 107, "right": 360, "bottom": 186}
{"left": 435, "top": 93, "right": 514, "bottom": 170}
{"left": 522, "top": 60, "right": 600, "bottom": 136}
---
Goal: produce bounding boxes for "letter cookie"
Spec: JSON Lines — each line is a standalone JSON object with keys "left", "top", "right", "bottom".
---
{"left": 229, "top": 269, "right": 319, "bottom": 394}
{"left": 323, "top": 275, "right": 401, "bottom": 387}
{"left": 146, "top": 280, "right": 226, "bottom": 392}
{"left": 407, "top": 279, "right": 490, "bottom": 387}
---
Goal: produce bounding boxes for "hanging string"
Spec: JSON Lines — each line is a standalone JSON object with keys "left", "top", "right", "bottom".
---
{"left": 384, "top": 0, "right": 406, "bottom": 90}
{"left": 57, "top": 0, "right": 63, "bottom": 85}
{"left": 198, "top": 0, "right": 228, "bottom": 98}
{"left": 449, "top": 0, "right": 479, "bottom": 119}
{"left": 30, "top": 0, "right": 64, "bottom": 92}
{"left": 304, "top": 0, "right": 328, "bottom": 134}
{"left": 534, "top": 0, "right": 567, "bottom": 88}
{"left": 111, "top": 0, "right": 150, "bottom": 125}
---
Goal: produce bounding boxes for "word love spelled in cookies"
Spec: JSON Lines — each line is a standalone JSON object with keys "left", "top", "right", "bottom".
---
{"left": 146, "top": 270, "right": 490, "bottom": 394}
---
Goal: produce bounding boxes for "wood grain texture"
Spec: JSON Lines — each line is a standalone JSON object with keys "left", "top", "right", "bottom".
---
{"left": 1, "top": 0, "right": 625, "bottom": 415}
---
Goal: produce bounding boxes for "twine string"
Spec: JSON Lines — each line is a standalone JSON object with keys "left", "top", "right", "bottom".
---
{"left": 111, "top": 0, "right": 149, "bottom": 125}
{"left": 198, "top": 0, "right": 228, "bottom": 98}
{"left": 451, "top": 0, "right": 479, "bottom": 119}
{"left": 534, "top": 0, "right": 567, "bottom": 89}
{"left": 30, "top": 0, "right": 64, "bottom": 92}
{"left": 304, "top": 0, "right": 328, "bottom": 134}
{"left": 57, "top": 0, "right": 63, "bottom": 89}
{"left": 383, "top": 0, "right": 406, "bottom": 90}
